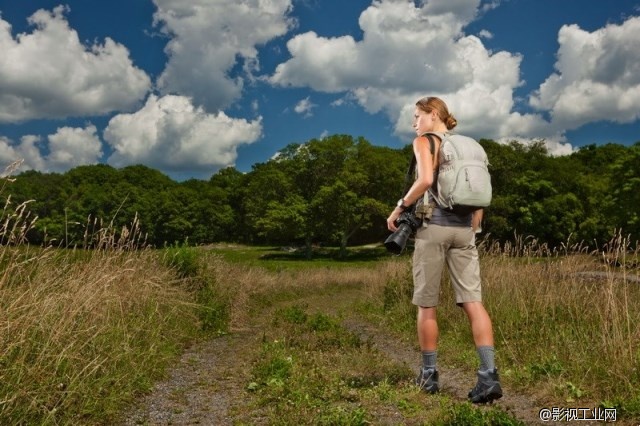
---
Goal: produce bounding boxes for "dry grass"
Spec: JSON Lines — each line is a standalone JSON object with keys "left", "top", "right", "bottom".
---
{"left": 480, "top": 233, "right": 640, "bottom": 406}
{"left": 373, "top": 232, "right": 640, "bottom": 417}
{"left": 197, "top": 254, "right": 391, "bottom": 330}
{"left": 2, "top": 155, "right": 639, "bottom": 422}
{"left": 0, "top": 166, "right": 200, "bottom": 425}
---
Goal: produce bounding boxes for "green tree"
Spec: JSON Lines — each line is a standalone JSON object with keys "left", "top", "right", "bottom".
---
{"left": 6, "top": 170, "right": 69, "bottom": 244}
{"left": 611, "top": 142, "right": 640, "bottom": 240}
{"left": 181, "top": 179, "right": 234, "bottom": 244}
{"left": 209, "top": 167, "right": 246, "bottom": 242}
{"left": 242, "top": 161, "right": 299, "bottom": 244}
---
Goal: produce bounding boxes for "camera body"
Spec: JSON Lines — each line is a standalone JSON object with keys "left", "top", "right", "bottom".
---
{"left": 384, "top": 209, "right": 423, "bottom": 255}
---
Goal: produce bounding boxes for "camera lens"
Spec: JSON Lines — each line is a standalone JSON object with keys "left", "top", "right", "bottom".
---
{"left": 384, "top": 223, "right": 412, "bottom": 255}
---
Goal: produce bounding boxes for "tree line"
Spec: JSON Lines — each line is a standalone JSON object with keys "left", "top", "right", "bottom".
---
{"left": 3, "top": 134, "right": 639, "bottom": 252}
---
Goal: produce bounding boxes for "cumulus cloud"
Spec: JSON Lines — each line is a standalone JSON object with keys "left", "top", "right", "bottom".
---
{"left": 46, "top": 125, "right": 103, "bottom": 172}
{"left": 104, "top": 95, "right": 262, "bottom": 175}
{"left": 294, "top": 96, "right": 316, "bottom": 117}
{"left": 269, "top": 0, "right": 640, "bottom": 155}
{"left": 0, "top": 135, "right": 45, "bottom": 173}
{"left": 0, "top": 6, "right": 151, "bottom": 123}
{"left": 529, "top": 16, "right": 640, "bottom": 130}
{"left": 269, "top": 0, "right": 534, "bottom": 141}
{"left": 153, "top": 0, "right": 295, "bottom": 111}
{"left": 0, "top": 125, "right": 102, "bottom": 173}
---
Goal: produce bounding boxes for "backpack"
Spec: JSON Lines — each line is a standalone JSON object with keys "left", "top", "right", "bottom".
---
{"left": 424, "top": 132, "right": 492, "bottom": 215}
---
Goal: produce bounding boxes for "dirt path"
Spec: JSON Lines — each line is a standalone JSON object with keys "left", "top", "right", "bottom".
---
{"left": 120, "top": 286, "right": 606, "bottom": 425}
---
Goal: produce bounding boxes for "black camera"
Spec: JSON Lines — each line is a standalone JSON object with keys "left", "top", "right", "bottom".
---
{"left": 384, "top": 210, "right": 423, "bottom": 255}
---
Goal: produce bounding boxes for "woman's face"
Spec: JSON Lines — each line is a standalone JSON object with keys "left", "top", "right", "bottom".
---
{"left": 412, "top": 107, "right": 436, "bottom": 135}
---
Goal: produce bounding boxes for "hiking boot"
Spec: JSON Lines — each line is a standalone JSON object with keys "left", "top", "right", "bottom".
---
{"left": 415, "top": 367, "right": 439, "bottom": 394}
{"left": 468, "top": 369, "right": 503, "bottom": 404}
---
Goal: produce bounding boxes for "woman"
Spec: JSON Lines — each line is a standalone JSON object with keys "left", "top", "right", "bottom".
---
{"left": 386, "top": 97, "right": 502, "bottom": 404}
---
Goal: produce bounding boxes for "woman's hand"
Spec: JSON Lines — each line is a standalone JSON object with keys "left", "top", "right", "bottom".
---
{"left": 386, "top": 207, "right": 402, "bottom": 232}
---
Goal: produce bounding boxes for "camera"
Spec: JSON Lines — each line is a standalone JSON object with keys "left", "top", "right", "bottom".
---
{"left": 384, "top": 209, "right": 423, "bottom": 255}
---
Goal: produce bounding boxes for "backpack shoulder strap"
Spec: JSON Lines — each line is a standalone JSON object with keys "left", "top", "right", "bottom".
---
{"left": 423, "top": 131, "right": 451, "bottom": 145}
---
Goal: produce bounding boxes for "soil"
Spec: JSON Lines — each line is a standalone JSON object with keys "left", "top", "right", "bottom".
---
{"left": 120, "top": 285, "right": 623, "bottom": 426}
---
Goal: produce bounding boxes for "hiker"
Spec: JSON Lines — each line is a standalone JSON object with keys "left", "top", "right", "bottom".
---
{"left": 386, "top": 96, "right": 502, "bottom": 404}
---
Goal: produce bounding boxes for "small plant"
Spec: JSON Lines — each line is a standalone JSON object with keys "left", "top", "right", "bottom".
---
{"left": 528, "top": 355, "right": 564, "bottom": 380}
{"left": 440, "top": 402, "right": 525, "bottom": 426}
{"left": 194, "top": 277, "right": 230, "bottom": 333}
{"left": 163, "top": 242, "right": 200, "bottom": 278}
{"left": 316, "top": 405, "right": 368, "bottom": 426}
{"left": 276, "top": 305, "right": 308, "bottom": 325}
{"left": 250, "top": 341, "right": 293, "bottom": 391}
{"left": 565, "top": 381, "right": 585, "bottom": 402}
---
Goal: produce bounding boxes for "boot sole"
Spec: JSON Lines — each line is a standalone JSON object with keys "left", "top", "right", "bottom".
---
{"left": 469, "top": 384, "right": 503, "bottom": 404}
{"left": 415, "top": 379, "right": 439, "bottom": 394}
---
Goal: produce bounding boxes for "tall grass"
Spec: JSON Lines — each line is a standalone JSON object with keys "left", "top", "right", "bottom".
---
{"left": 377, "top": 232, "right": 640, "bottom": 419}
{"left": 2, "top": 153, "right": 639, "bottom": 423}
{"left": 194, "top": 252, "right": 389, "bottom": 329}
{"left": 0, "top": 168, "right": 203, "bottom": 425}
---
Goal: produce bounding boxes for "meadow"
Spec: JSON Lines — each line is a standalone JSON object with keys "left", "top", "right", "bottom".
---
{"left": 1, "top": 185, "right": 639, "bottom": 423}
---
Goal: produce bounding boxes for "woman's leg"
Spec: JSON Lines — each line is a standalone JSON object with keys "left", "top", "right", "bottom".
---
{"left": 461, "top": 301, "right": 493, "bottom": 347}
{"left": 417, "top": 306, "right": 438, "bottom": 350}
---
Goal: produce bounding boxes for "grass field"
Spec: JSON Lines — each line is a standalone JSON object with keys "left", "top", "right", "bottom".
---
{"left": 206, "top": 238, "right": 640, "bottom": 423}
{"left": 2, "top": 198, "right": 639, "bottom": 424}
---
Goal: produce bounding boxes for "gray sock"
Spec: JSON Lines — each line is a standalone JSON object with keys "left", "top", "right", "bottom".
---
{"left": 477, "top": 346, "right": 495, "bottom": 372}
{"left": 421, "top": 350, "right": 437, "bottom": 370}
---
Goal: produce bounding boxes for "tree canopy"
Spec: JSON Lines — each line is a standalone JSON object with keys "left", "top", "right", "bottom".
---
{"left": 3, "top": 136, "right": 639, "bottom": 251}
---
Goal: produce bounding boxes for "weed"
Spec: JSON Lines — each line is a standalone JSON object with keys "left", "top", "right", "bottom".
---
{"left": 528, "top": 355, "right": 564, "bottom": 380}
{"left": 162, "top": 242, "right": 199, "bottom": 278}
{"left": 316, "top": 405, "right": 368, "bottom": 426}
{"left": 0, "top": 173, "right": 227, "bottom": 424}
{"left": 195, "top": 277, "right": 230, "bottom": 333}
{"left": 276, "top": 305, "right": 308, "bottom": 325}
{"left": 250, "top": 341, "right": 293, "bottom": 390}
{"left": 439, "top": 402, "right": 526, "bottom": 426}
{"left": 564, "top": 382, "right": 585, "bottom": 402}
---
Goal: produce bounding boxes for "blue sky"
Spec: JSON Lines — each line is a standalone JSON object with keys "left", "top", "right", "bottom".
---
{"left": 1, "top": 0, "right": 639, "bottom": 180}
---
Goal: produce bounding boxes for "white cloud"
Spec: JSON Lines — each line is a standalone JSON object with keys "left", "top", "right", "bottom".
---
{"left": 478, "top": 29, "right": 493, "bottom": 39}
{"left": 104, "top": 95, "right": 262, "bottom": 175}
{"left": 269, "top": 0, "right": 640, "bottom": 151}
{"left": 0, "top": 6, "right": 151, "bottom": 123}
{"left": 153, "top": 0, "right": 295, "bottom": 111}
{"left": 294, "top": 96, "right": 316, "bottom": 117}
{"left": 480, "top": 0, "right": 503, "bottom": 13}
{"left": 46, "top": 125, "right": 103, "bottom": 172}
{"left": 269, "top": 0, "right": 532, "bottom": 141}
{"left": 529, "top": 16, "right": 640, "bottom": 130}
{"left": 270, "top": 0, "right": 481, "bottom": 94}
{"left": 0, "top": 135, "right": 45, "bottom": 173}
{"left": 0, "top": 125, "right": 102, "bottom": 173}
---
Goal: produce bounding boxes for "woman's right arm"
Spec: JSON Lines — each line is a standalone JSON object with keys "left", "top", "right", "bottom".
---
{"left": 402, "top": 135, "right": 434, "bottom": 206}
{"left": 386, "top": 136, "right": 434, "bottom": 232}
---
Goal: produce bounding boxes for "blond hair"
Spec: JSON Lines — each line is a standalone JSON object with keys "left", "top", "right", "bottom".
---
{"left": 416, "top": 97, "right": 457, "bottom": 130}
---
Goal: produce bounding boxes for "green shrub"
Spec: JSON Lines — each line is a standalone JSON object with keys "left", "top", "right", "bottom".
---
{"left": 163, "top": 243, "right": 200, "bottom": 278}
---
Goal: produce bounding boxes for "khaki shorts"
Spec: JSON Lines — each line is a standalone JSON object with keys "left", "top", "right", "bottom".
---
{"left": 412, "top": 224, "right": 482, "bottom": 307}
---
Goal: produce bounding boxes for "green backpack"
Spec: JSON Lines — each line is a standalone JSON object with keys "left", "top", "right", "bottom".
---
{"left": 424, "top": 132, "right": 492, "bottom": 215}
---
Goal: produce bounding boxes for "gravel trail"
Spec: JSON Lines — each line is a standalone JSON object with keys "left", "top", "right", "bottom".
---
{"left": 120, "top": 285, "right": 617, "bottom": 425}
